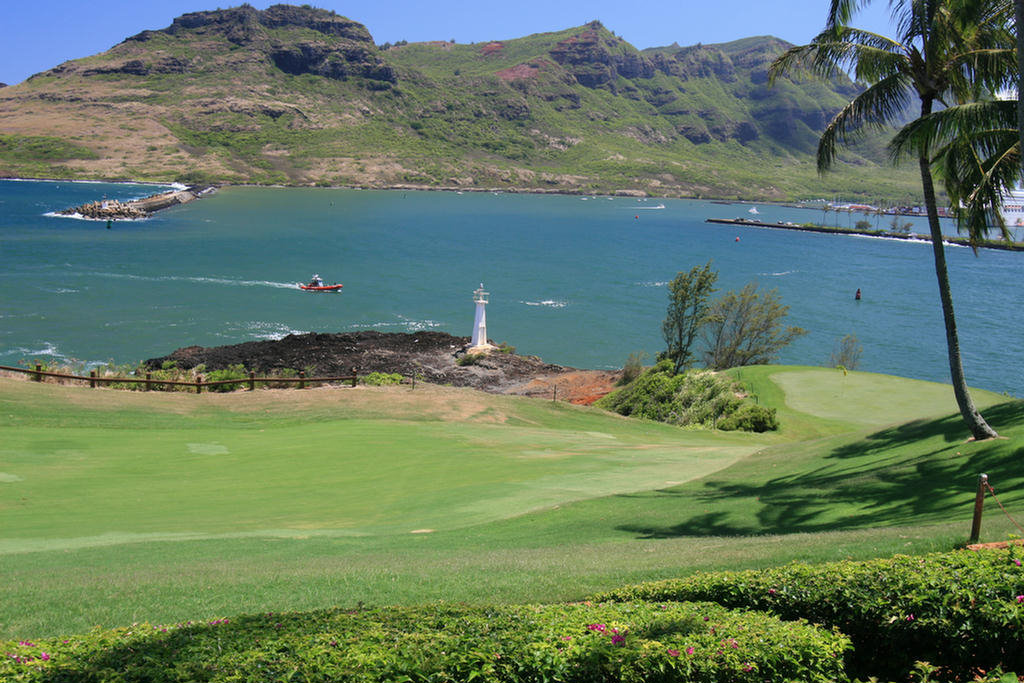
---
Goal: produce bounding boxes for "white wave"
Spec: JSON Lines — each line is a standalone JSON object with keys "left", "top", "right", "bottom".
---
{"left": 38, "top": 287, "right": 80, "bottom": 294}
{"left": 845, "top": 233, "right": 963, "bottom": 247}
{"left": 0, "top": 342, "right": 100, "bottom": 366}
{"left": 636, "top": 281, "right": 669, "bottom": 288}
{"left": 218, "top": 322, "right": 308, "bottom": 340}
{"left": 631, "top": 204, "right": 666, "bottom": 210}
{"left": 44, "top": 211, "right": 147, "bottom": 222}
{"left": 0, "top": 342, "right": 63, "bottom": 358}
{"left": 354, "top": 318, "right": 445, "bottom": 332}
{"left": 522, "top": 300, "right": 568, "bottom": 308}
{"left": 760, "top": 270, "right": 796, "bottom": 277}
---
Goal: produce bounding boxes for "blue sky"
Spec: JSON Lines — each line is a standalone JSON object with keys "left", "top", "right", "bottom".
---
{"left": 0, "top": 1, "right": 897, "bottom": 85}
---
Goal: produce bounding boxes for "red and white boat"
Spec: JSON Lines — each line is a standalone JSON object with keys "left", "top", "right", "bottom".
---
{"left": 298, "top": 283, "right": 343, "bottom": 292}
{"left": 298, "top": 275, "right": 342, "bottom": 292}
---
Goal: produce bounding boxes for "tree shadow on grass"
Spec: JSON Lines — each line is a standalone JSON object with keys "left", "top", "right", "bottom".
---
{"left": 618, "top": 401, "right": 1024, "bottom": 539}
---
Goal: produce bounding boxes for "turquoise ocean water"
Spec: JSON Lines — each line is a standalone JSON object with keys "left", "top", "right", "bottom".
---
{"left": 1, "top": 179, "right": 1021, "bottom": 395}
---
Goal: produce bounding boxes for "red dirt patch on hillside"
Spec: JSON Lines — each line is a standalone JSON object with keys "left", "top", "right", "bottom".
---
{"left": 496, "top": 62, "right": 541, "bottom": 82}
{"left": 480, "top": 41, "right": 504, "bottom": 55}
{"left": 507, "top": 370, "right": 621, "bottom": 405}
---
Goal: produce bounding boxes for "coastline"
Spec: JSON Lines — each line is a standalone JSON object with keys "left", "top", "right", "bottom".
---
{"left": 10, "top": 176, "right": 1019, "bottom": 249}
{"left": 706, "top": 217, "right": 1024, "bottom": 253}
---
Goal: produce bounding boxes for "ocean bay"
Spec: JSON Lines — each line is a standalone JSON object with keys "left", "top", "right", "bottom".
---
{"left": 0, "top": 179, "right": 1021, "bottom": 396}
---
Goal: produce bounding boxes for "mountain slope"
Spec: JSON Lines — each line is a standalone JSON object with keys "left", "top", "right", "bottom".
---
{"left": 0, "top": 4, "right": 923, "bottom": 201}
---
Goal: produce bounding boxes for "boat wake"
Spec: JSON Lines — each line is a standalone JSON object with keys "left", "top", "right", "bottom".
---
{"left": 78, "top": 271, "right": 298, "bottom": 289}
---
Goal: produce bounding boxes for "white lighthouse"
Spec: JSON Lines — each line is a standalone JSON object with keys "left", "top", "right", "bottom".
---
{"left": 470, "top": 283, "right": 494, "bottom": 351}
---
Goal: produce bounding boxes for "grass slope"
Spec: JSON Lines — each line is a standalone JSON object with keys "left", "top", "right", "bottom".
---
{"left": 1, "top": 368, "right": 1020, "bottom": 638}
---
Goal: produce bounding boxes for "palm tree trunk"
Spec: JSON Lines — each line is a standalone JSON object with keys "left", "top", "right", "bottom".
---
{"left": 1017, "top": 0, "right": 1024, "bottom": 179}
{"left": 917, "top": 153, "right": 999, "bottom": 440}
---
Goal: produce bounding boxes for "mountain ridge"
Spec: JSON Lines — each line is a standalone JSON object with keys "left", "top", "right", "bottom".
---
{"left": 0, "top": 4, "right": 923, "bottom": 201}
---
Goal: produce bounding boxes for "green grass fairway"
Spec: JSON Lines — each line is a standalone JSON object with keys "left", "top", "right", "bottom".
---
{"left": 1, "top": 368, "right": 1021, "bottom": 638}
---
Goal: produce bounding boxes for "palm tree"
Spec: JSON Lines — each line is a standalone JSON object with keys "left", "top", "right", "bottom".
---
{"left": 770, "top": 0, "right": 1012, "bottom": 440}
{"left": 1017, "top": 0, "right": 1024, "bottom": 175}
{"left": 893, "top": 98, "right": 1019, "bottom": 243}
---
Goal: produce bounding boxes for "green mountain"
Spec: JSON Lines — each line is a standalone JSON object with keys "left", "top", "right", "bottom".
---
{"left": 0, "top": 4, "right": 923, "bottom": 201}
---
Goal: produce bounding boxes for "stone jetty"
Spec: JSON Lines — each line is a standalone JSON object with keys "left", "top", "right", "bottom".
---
{"left": 60, "top": 186, "right": 215, "bottom": 219}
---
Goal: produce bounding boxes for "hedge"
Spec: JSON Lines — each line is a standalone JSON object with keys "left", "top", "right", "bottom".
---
{"left": 1, "top": 601, "right": 848, "bottom": 682}
{"left": 590, "top": 548, "right": 1024, "bottom": 680}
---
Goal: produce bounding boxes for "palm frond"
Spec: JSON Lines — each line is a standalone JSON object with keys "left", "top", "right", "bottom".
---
{"left": 818, "top": 73, "right": 914, "bottom": 171}
{"left": 894, "top": 100, "right": 1021, "bottom": 242}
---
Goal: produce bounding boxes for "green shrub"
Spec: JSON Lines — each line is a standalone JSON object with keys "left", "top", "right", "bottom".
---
{"left": 618, "top": 351, "right": 648, "bottom": 385}
{"left": 596, "top": 360, "right": 776, "bottom": 431}
{"left": 457, "top": 353, "right": 484, "bottom": 366}
{"left": 716, "top": 402, "right": 777, "bottom": 432}
{"left": 361, "top": 371, "right": 403, "bottom": 386}
{"left": 0, "top": 601, "right": 849, "bottom": 682}
{"left": 204, "top": 364, "right": 249, "bottom": 392}
{"left": 590, "top": 548, "right": 1024, "bottom": 681}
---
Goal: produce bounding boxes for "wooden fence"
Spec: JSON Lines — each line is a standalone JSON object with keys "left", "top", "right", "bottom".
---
{"left": 0, "top": 364, "right": 358, "bottom": 393}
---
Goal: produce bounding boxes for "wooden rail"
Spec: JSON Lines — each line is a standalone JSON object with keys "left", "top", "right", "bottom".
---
{"left": 0, "top": 364, "right": 358, "bottom": 393}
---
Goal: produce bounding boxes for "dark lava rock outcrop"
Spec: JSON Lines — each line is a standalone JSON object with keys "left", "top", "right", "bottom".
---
{"left": 145, "top": 331, "right": 571, "bottom": 393}
{"left": 549, "top": 22, "right": 655, "bottom": 89}
{"left": 123, "top": 3, "right": 395, "bottom": 84}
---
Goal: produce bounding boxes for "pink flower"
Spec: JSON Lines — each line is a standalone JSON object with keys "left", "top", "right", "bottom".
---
{"left": 667, "top": 649, "right": 680, "bottom": 657}
{"left": 611, "top": 634, "right": 625, "bottom": 646}
{"left": 39, "top": 653, "right": 50, "bottom": 662}
{"left": 561, "top": 636, "right": 572, "bottom": 641}
{"left": 906, "top": 614, "right": 915, "bottom": 621}
{"left": 1016, "top": 595, "right": 1024, "bottom": 603}
{"left": 768, "top": 588, "right": 777, "bottom": 595}
{"left": 742, "top": 663, "right": 754, "bottom": 672}
{"left": 587, "top": 624, "right": 606, "bottom": 632}
{"left": 1014, "top": 559, "right": 1022, "bottom": 567}
{"left": 686, "top": 646, "right": 695, "bottom": 655}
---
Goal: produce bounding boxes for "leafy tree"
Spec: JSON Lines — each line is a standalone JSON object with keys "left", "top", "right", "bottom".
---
{"left": 618, "top": 351, "right": 648, "bottom": 385}
{"left": 701, "top": 283, "right": 807, "bottom": 370}
{"left": 660, "top": 261, "right": 717, "bottom": 373}
{"left": 829, "top": 333, "right": 864, "bottom": 370}
{"left": 770, "top": 0, "right": 1009, "bottom": 439}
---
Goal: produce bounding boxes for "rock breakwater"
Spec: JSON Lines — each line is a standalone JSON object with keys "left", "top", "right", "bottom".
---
{"left": 60, "top": 185, "right": 214, "bottom": 219}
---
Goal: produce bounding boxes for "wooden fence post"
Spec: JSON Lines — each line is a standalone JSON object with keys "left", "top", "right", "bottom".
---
{"left": 249, "top": 371, "right": 256, "bottom": 392}
{"left": 299, "top": 371, "right": 306, "bottom": 390}
{"left": 145, "top": 373, "right": 152, "bottom": 391}
{"left": 196, "top": 375, "right": 203, "bottom": 394}
{"left": 35, "top": 363, "right": 42, "bottom": 382}
{"left": 89, "top": 370, "right": 96, "bottom": 388}
{"left": 351, "top": 367, "right": 357, "bottom": 387}
{"left": 969, "top": 473, "right": 988, "bottom": 545}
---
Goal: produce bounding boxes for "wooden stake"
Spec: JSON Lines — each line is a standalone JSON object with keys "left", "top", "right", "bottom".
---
{"left": 969, "top": 473, "right": 988, "bottom": 545}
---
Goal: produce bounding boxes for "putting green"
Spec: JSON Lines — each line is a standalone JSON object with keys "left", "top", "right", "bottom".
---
{"left": 768, "top": 367, "right": 1005, "bottom": 426}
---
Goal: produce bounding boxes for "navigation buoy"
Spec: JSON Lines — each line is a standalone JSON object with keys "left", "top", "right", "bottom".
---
{"left": 106, "top": 219, "right": 112, "bottom": 230}
{"left": 735, "top": 236, "right": 740, "bottom": 242}
{"left": 635, "top": 215, "right": 639, "bottom": 219}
